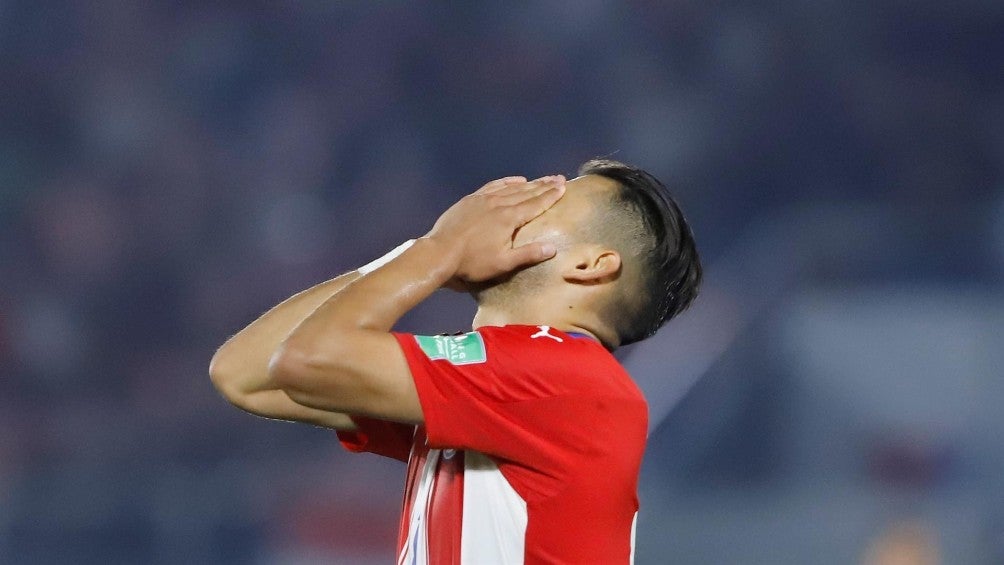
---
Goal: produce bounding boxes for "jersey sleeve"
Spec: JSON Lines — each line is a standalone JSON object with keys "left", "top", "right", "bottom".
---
{"left": 393, "top": 328, "right": 610, "bottom": 468}
{"left": 336, "top": 415, "right": 415, "bottom": 463}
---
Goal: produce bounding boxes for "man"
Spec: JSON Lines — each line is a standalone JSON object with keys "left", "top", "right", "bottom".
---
{"left": 209, "top": 159, "right": 702, "bottom": 564}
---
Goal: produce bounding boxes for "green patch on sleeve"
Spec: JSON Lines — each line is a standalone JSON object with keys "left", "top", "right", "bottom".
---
{"left": 414, "top": 332, "right": 487, "bottom": 365}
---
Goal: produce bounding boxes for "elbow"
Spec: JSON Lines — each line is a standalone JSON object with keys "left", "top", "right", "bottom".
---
{"left": 268, "top": 341, "right": 315, "bottom": 396}
{"left": 208, "top": 348, "right": 241, "bottom": 402}
{"left": 269, "top": 340, "right": 350, "bottom": 409}
{"left": 208, "top": 348, "right": 230, "bottom": 392}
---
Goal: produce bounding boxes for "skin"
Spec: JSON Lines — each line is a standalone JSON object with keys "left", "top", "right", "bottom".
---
{"left": 472, "top": 173, "right": 624, "bottom": 346}
{"left": 209, "top": 174, "right": 625, "bottom": 429}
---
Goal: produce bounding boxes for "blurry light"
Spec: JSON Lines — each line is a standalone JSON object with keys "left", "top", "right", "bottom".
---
{"left": 31, "top": 182, "right": 130, "bottom": 282}
{"left": 259, "top": 192, "right": 333, "bottom": 267}
{"left": 11, "top": 295, "right": 87, "bottom": 386}
{"left": 993, "top": 191, "right": 1004, "bottom": 273}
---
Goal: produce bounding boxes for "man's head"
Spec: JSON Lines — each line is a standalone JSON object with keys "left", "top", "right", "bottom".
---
{"left": 473, "top": 159, "right": 702, "bottom": 348}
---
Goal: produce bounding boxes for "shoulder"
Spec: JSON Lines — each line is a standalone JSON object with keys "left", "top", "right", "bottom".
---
{"left": 476, "top": 324, "right": 605, "bottom": 361}
{"left": 478, "top": 325, "right": 646, "bottom": 402}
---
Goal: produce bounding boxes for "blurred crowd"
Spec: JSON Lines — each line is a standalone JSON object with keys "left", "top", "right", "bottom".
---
{"left": 1, "top": 1, "right": 1001, "bottom": 563}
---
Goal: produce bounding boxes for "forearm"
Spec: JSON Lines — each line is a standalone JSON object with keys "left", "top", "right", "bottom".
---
{"left": 269, "top": 238, "right": 455, "bottom": 414}
{"left": 210, "top": 239, "right": 417, "bottom": 395}
{"left": 281, "top": 238, "right": 455, "bottom": 349}
{"left": 209, "top": 271, "right": 361, "bottom": 395}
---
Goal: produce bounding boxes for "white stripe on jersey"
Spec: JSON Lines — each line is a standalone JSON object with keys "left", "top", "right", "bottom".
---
{"left": 398, "top": 449, "right": 441, "bottom": 565}
{"left": 396, "top": 448, "right": 528, "bottom": 565}
{"left": 460, "top": 451, "right": 528, "bottom": 564}
{"left": 630, "top": 511, "right": 638, "bottom": 565}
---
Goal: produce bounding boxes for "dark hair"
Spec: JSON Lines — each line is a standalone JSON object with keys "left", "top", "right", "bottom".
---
{"left": 577, "top": 159, "right": 702, "bottom": 346}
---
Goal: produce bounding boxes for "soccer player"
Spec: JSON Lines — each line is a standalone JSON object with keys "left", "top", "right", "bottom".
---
{"left": 209, "top": 160, "right": 702, "bottom": 564}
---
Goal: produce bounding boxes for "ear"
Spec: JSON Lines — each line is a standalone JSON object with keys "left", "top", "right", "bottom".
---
{"left": 562, "top": 246, "right": 622, "bottom": 285}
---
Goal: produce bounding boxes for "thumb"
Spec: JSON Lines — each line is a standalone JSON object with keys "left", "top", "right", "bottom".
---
{"left": 503, "top": 241, "right": 557, "bottom": 270}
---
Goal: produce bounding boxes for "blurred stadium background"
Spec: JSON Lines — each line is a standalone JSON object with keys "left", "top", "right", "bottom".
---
{"left": 1, "top": 2, "right": 1003, "bottom": 563}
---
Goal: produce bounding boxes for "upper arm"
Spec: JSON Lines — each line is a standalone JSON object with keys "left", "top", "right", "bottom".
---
{"left": 270, "top": 330, "right": 423, "bottom": 424}
{"left": 224, "top": 389, "right": 359, "bottom": 431}
{"left": 395, "top": 329, "right": 617, "bottom": 466}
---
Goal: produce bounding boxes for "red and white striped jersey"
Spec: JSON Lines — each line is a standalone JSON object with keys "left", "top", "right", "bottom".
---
{"left": 337, "top": 324, "right": 648, "bottom": 564}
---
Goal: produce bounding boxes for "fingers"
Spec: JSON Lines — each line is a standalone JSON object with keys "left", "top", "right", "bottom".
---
{"left": 528, "top": 174, "right": 564, "bottom": 185}
{"left": 502, "top": 241, "right": 558, "bottom": 271}
{"left": 511, "top": 181, "right": 566, "bottom": 225}
{"left": 492, "top": 174, "right": 564, "bottom": 197}
{"left": 477, "top": 174, "right": 565, "bottom": 199}
{"left": 477, "top": 176, "right": 527, "bottom": 195}
{"left": 494, "top": 176, "right": 566, "bottom": 209}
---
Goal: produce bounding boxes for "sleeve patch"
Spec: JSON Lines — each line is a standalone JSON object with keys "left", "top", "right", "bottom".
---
{"left": 414, "top": 332, "right": 487, "bottom": 365}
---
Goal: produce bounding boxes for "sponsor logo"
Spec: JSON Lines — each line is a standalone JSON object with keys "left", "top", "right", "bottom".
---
{"left": 530, "top": 325, "right": 563, "bottom": 342}
{"left": 414, "top": 332, "right": 487, "bottom": 365}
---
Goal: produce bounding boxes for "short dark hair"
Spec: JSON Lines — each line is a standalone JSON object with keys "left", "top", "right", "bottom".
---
{"left": 577, "top": 159, "right": 702, "bottom": 346}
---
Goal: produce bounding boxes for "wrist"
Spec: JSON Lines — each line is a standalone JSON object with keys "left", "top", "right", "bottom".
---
{"left": 411, "top": 237, "right": 463, "bottom": 283}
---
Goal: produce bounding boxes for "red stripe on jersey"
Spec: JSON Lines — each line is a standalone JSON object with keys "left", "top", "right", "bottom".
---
{"left": 427, "top": 449, "right": 464, "bottom": 564}
{"left": 396, "top": 438, "right": 425, "bottom": 557}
